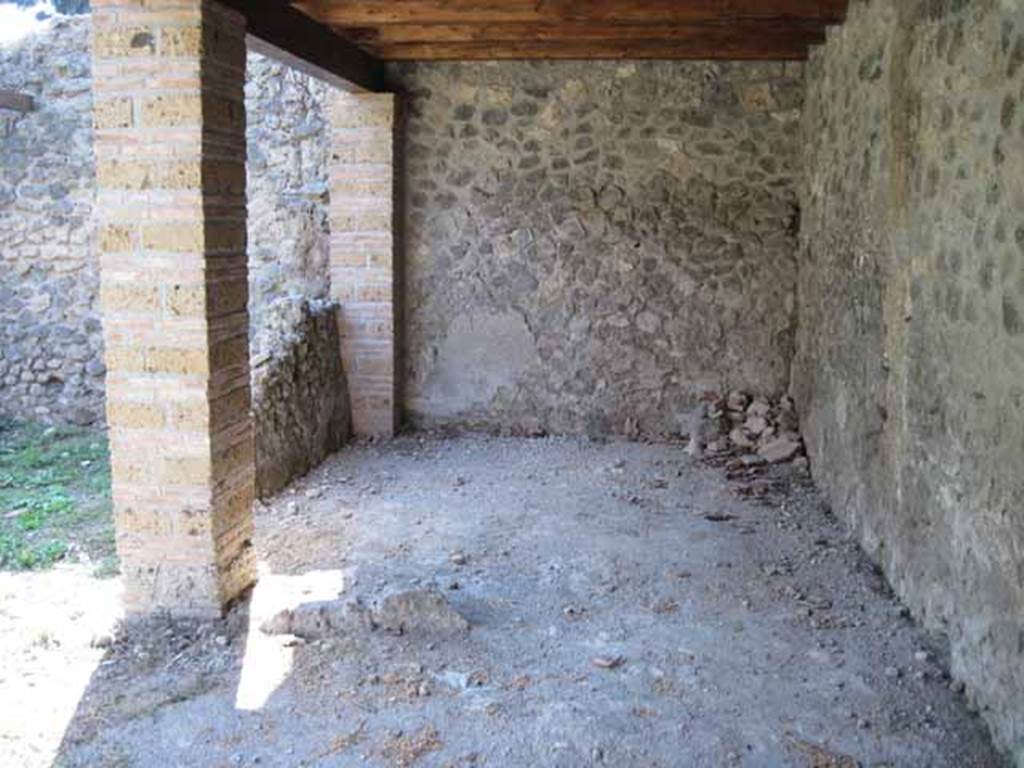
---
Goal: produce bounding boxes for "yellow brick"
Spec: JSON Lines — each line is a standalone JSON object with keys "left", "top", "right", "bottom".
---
{"left": 145, "top": 346, "right": 209, "bottom": 376}
{"left": 331, "top": 212, "right": 392, "bottom": 231}
{"left": 107, "top": 400, "right": 165, "bottom": 429}
{"left": 330, "top": 283, "right": 356, "bottom": 302}
{"left": 109, "top": 455, "right": 147, "bottom": 486}
{"left": 331, "top": 139, "right": 392, "bottom": 165}
{"left": 105, "top": 346, "right": 146, "bottom": 372}
{"left": 96, "top": 160, "right": 150, "bottom": 190}
{"left": 117, "top": 505, "right": 212, "bottom": 538}
{"left": 332, "top": 250, "right": 368, "bottom": 267}
{"left": 101, "top": 283, "right": 161, "bottom": 313}
{"left": 154, "top": 161, "right": 203, "bottom": 190}
{"left": 329, "top": 180, "right": 390, "bottom": 197}
{"left": 162, "top": 455, "right": 211, "bottom": 486}
{"left": 356, "top": 284, "right": 392, "bottom": 302}
{"left": 141, "top": 93, "right": 202, "bottom": 127}
{"left": 94, "top": 97, "right": 133, "bottom": 129}
{"left": 97, "top": 159, "right": 203, "bottom": 191}
{"left": 179, "top": 512, "right": 213, "bottom": 539}
{"left": 331, "top": 95, "right": 394, "bottom": 128}
{"left": 99, "top": 224, "right": 134, "bottom": 253}
{"left": 142, "top": 222, "right": 204, "bottom": 253}
{"left": 93, "top": 26, "right": 155, "bottom": 59}
{"left": 113, "top": 505, "right": 169, "bottom": 537}
{"left": 160, "top": 27, "right": 202, "bottom": 57}
{"left": 213, "top": 484, "right": 253, "bottom": 536}
{"left": 166, "top": 284, "right": 206, "bottom": 317}
{"left": 168, "top": 400, "right": 210, "bottom": 430}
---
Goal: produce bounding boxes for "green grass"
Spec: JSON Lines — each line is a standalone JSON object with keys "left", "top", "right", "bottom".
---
{"left": 0, "top": 419, "right": 115, "bottom": 573}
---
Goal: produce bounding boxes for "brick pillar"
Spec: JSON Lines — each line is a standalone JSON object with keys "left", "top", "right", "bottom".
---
{"left": 328, "top": 93, "right": 397, "bottom": 438}
{"left": 92, "top": 0, "right": 255, "bottom": 616}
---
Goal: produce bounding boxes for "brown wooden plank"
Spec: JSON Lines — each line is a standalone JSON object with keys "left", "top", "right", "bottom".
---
{"left": 297, "top": 0, "right": 847, "bottom": 26}
{"left": 342, "top": 20, "right": 827, "bottom": 45}
{"left": 362, "top": 38, "right": 815, "bottom": 61}
{"left": 0, "top": 89, "right": 34, "bottom": 113}
{"left": 219, "top": 0, "right": 385, "bottom": 91}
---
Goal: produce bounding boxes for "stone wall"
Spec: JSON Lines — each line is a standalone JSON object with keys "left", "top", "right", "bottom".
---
{"left": 246, "top": 53, "right": 349, "bottom": 495}
{"left": 394, "top": 61, "right": 803, "bottom": 436}
{"left": 251, "top": 298, "right": 348, "bottom": 497}
{"left": 245, "top": 53, "right": 331, "bottom": 311}
{"left": 0, "top": 17, "right": 103, "bottom": 425}
{"left": 794, "top": 0, "right": 1024, "bottom": 755}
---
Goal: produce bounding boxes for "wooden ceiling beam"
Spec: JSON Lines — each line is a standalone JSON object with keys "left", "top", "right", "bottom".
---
{"left": 220, "top": 0, "right": 385, "bottom": 91}
{"left": 296, "top": 0, "right": 847, "bottom": 26}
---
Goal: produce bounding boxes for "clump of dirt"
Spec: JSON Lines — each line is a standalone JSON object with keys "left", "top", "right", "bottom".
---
{"left": 379, "top": 725, "right": 442, "bottom": 766}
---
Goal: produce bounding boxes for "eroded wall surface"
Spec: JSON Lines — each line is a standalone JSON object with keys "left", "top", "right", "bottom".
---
{"left": 250, "top": 297, "right": 348, "bottom": 497}
{"left": 394, "top": 61, "right": 804, "bottom": 436}
{"left": 794, "top": 0, "right": 1024, "bottom": 753}
{"left": 0, "top": 19, "right": 103, "bottom": 425}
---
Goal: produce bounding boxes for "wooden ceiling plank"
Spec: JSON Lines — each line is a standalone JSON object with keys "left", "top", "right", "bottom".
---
{"left": 364, "top": 39, "right": 816, "bottom": 61}
{"left": 340, "top": 21, "right": 828, "bottom": 45}
{"left": 296, "top": 0, "right": 847, "bottom": 26}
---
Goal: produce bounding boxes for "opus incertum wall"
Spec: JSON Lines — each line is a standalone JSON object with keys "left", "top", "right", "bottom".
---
{"left": 795, "top": 0, "right": 1024, "bottom": 754}
{"left": 0, "top": 18, "right": 103, "bottom": 426}
{"left": 394, "top": 60, "right": 805, "bottom": 437}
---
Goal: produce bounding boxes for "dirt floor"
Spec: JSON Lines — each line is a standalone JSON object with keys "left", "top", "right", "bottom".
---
{"left": 3, "top": 435, "right": 1007, "bottom": 767}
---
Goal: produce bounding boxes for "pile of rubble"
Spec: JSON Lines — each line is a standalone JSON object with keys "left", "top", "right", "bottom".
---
{"left": 685, "top": 391, "right": 807, "bottom": 469}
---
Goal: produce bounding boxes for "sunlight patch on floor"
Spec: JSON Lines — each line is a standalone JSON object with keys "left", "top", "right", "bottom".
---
{"left": 234, "top": 562, "right": 345, "bottom": 711}
{"left": 0, "top": 565, "right": 122, "bottom": 768}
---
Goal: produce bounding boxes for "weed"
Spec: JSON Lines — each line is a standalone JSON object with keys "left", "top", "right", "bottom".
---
{"left": 0, "top": 419, "right": 114, "bottom": 571}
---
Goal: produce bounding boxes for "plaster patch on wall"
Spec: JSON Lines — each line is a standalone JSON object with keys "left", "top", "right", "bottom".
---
{"left": 419, "top": 311, "right": 539, "bottom": 418}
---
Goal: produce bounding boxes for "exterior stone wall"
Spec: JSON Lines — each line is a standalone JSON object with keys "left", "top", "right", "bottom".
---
{"left": 393, "top": 61, "right": 803, "bottom": 436}
{"left": 0, "top": 17, "right": 103, "bottom": 425}
{"left": 794, "top": 0, "right": 1024, "bottom": 755}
